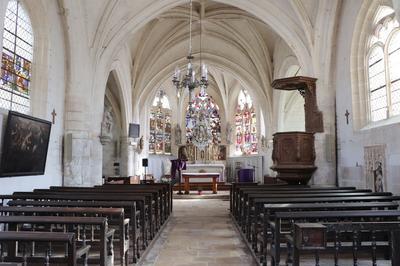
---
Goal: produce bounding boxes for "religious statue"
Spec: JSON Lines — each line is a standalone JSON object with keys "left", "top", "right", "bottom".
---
{"left": 373, "top": 161, "right": 384, "bottom": 192}
{"left": 175, "top": 124, "right": 182, "bottom": 145}
{"left": 178, "top": 145, "right": 188, "bottom": 161}
{"left": 260, "top": 135, "right": 267, "bottom": 150}
{"left": 226, "top": 122, "right": 234, "bottom": 144}
{"left": 101, "top": 105, "right": 113, "bottom": 139}
{"left": 136, "top": 136, "right": 144, "bottom": 153}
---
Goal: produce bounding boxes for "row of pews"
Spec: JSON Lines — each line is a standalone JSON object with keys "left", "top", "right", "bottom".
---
{"left": 0, "top": 183, "right": 172, "bottom": 265}
{"left": 231, "top": 182, "right": 400, "bottom": 266}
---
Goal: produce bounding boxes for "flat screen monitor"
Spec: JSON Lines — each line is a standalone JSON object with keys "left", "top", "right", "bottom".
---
{"left": 129, "top": 123, "right": 140, "bottom": 138}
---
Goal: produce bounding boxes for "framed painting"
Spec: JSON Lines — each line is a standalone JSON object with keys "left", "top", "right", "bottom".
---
{"left": 0, "top": 111, "right": 51, "bottom": 176}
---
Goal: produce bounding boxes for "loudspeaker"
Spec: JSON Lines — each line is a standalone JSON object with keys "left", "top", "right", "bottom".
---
{"left": 142, "top": 158, "right": 148, "bottom": 167}
{"left": 128, "top": 123, "right": 140, "bottom": 138}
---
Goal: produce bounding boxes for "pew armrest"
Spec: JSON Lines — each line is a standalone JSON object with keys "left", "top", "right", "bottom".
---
{"left": 106, "top": 229, "right": 115, "bottom": 257}
{"left": 76, "top": 244, "right": 91, "bottom": 258}
{"left": 124, "top": 218, "right": 130, "bottom": 240}
{"left": 106, "top": 228, "right": 115, "bottom": 239}
{"left": 269, "top": 221, "right": 276, "bottom": 230}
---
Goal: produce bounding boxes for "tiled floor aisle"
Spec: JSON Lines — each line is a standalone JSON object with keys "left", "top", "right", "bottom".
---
{"left": 140, "top": 197, "right": 257, "bottom": 266}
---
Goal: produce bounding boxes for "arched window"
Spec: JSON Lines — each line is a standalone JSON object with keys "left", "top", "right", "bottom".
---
{"left": 1, "top": 0, "right": 33, "bottom": 114}
{"left": 235, "top": 90, "right": 257, "bottom": 155}
{"left": 149, "top": 90, "right": 171, "bottom": 154}
{"left": 367, "top": 6, "right": 400, "bottom": 122}
{"left": 185, "top": 91, "right": 221, "bottom": 145}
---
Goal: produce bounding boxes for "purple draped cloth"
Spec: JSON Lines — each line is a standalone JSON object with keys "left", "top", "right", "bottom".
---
{"left": 170, "top": 159, "right": 187, "bottom": 180}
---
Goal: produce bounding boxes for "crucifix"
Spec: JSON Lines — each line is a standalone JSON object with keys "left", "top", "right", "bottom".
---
{"left": 51, "top": 108, "right": 57, "bottom": 124}
{"left": 345, "top": 109, "right": 350, "bottom": 125}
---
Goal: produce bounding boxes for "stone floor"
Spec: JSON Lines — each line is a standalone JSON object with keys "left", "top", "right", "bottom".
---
{"left": 139, "top": 192, "right": 257, "bottom": 266}
{"left": 139, "top": 191, "right": 392, "bottom": 266}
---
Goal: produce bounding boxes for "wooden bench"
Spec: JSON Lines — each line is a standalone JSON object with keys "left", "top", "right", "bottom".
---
{"left": 43, "top": 186, "right": 166, "bottom": 229}
{"left": 0, "top": 231, "right": 90, "bottom": 266}
{"left": 7, "top": 200, "right": 141, "bottom": 263}
{"left": 233, "top": 186, "right": 359, "bottom": 218}
{"left": 0, "top": 206, "right": 129, "bottom": 266}
{"left": 99, "top": 183, "right": 173, "bottom": 212}
{"left": 254, "top": 202, "right": 400, "bottom": 263}
{"left": 231, "top": 185, "right": 356, "bottom": 214}
{"left": 7, "top": 192, "right": 150, "bottom": 240}
{"left": 0, "top": 216, "right": 113, "bottom": 266}
{"left": 3, "top": 195, "right": 144, "bottom": 263}
{"left": 269, "top": 210, "right": 400, "bottom": 266}
{"left": 245, "top": 194, "right": 400, "bottom": 236}
{"left": 242, "top": 193, "right": 394, "bottom": 230}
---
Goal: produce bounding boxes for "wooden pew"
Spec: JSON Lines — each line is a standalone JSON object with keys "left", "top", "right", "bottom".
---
{"left": 230, "top": 182, "right": 258, "bottom": 212}
{"left": 232, "top": 191, "right": 400, "bottom": 263}
{"left": 99, "top": 183, "right": 173, "bottom": 213}
{"left": 0, "top": 231, "right": 90, "bottom": 266}
{"left": 42, "top": 186, "right": 165, "bottom": 229}
{"left": 8, "top": 192, "right": 151, "bottom": 240}
{"left": 321, "top": 221, "right": 400, "bottom": 266}
{"left": 0, "top": 206, "right": 129, "bottom": 266}
{"left": 17, "top": 190, "right": 156, "bottom": 238}
{"left": 27, "top": 190, "right": 157, "bottom": 243}
{"left": 233, "top": 186, "right": 358, "bottom": 218}
{"left": 0, "top": 216, "right": 114, "bottom": 266}
{"left": 253, "top": 202, "right": 399, "bottom": 263}
{"left": 95, "top": 185, "right": 169, "bottom": 223}
{"left": 242, "top": 192, "right": 393, "bottom": 230}
{"left": 236, "top": 189, "right": 374, "bottom": 221}
{"left": 231, "top": 185, "right": 357, "bottom": 212}
{"left": 269, "top": 210, "right": 400, "bottom": 266}
{"left": 7, "top": 200, "right": 141, "bottom": 263}
{"left": 2, "top": 194, "right": 144, "bottom": 263}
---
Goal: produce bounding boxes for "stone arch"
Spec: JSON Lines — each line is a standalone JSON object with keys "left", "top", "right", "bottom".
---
{"left": 350, "top": 0, "right": 393, "bottom": 129}
{"left": 109, "top": 59, "right": 133, "bottom": 135}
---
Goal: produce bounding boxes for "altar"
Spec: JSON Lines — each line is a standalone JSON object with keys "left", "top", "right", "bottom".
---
{"left": 182, "top": 163, "right": 225, "bottom": 182}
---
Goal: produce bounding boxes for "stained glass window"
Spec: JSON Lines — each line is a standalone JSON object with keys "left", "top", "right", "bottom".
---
{"left": 235, "top": 90, "right": 257, "bottom": 155}
{"left": 367, "top": 6, "right": 400, "bottom": 122}
{"left": 185, "top": 91, "right": 221, "bottom": 145}
{"left": 1, "top": 0, "right": 33, "bottom": 114}
{"left": 149, "top": 91, "right": 171, "bottom": 155}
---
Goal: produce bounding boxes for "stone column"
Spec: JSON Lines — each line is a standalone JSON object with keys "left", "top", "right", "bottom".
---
{"left": 64, "top": 131, "right": 103, "bottom": 186}
{"left": 120, "top": 136, "right": 135, "bottom": 176}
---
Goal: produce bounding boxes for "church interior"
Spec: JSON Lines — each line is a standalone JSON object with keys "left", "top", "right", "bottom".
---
{"left": 0, "top": 0, "right": 400, "bottom": 265}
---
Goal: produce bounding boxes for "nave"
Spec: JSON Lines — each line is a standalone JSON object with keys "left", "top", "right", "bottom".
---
{"left": 140, "top": 195, "right": 257, "bottom": 266}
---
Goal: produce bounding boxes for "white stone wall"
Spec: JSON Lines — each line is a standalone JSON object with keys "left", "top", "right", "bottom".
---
{"left": 335, "top": 0, "right": 400, "bottom": 193}
{"left": 0, "top": 0, "right": 65, "bottom": 194}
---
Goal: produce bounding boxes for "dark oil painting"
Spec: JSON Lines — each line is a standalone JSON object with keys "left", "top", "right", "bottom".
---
{"left": 0, "top": 111, "right": 51, "bottom": 176}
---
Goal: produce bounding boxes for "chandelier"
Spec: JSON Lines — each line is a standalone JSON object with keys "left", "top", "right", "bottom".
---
{"left": 172, "top": 0, "right": 212, "bottom": 151}
{"left": 172, "top": 0, "right": 208, "bottom": 101}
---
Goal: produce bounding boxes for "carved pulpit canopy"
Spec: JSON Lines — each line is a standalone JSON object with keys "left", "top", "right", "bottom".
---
{"left": 271, "top": 76, "right": 324, "bottom": 133}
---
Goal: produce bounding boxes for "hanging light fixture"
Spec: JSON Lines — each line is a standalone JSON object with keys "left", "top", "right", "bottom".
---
{"left": 172, "top": 0, "right": 208, "bottom": 102}
{"left": 172, "top": 0, "right": 212, "bottom": 152}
